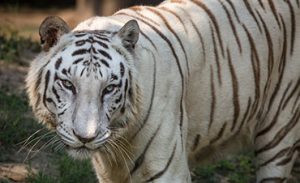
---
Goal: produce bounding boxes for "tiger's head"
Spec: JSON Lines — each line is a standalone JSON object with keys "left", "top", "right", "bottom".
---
{"left": 26, "top": 16, "right": 141, "bottom": 158}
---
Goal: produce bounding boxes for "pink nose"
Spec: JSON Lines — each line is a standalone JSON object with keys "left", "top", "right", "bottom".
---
{"left": 73, "top": 129, "right": 97, "bottom": 143}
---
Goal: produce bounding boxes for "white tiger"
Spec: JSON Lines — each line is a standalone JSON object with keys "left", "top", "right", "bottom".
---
{"left": 26, "top": 0, "right": 300, "bottom": 182}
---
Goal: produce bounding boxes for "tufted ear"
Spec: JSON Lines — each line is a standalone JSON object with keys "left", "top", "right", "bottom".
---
{"left": 117, "top": 20, "right": 140, "bottom": 50}
{"left": 39, "top": 16, "right": 70, "bottom": 52}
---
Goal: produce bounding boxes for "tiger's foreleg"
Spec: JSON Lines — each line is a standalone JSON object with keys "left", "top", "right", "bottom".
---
{"left": 254, "top": 101, "right": 300, "bottom": 183}
{"left": 142, "top": 109, "right": 192, "bottom": 183}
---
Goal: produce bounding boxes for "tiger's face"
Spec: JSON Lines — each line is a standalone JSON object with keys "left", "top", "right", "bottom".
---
{"left": 27, "top": 16, "right": 140, "bottom": 158}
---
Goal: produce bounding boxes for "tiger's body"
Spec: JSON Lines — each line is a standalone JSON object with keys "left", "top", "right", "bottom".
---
{"left": 26, "top": 0, "right": 300, "bottom": 182}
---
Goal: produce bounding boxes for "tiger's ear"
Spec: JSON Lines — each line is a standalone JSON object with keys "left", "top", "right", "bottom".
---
{"left": 39, "top": 16, "right": 70, "bottom": 52}
{"left": 117, "top": 20, "right": 140, "bottom": 50}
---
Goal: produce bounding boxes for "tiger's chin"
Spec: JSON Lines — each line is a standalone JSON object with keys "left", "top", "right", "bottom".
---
{"left": 66, "top": 147, "right": 92, "bottom": 160}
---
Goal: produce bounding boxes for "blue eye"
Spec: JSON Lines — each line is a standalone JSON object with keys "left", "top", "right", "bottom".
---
{"left": 103, "top": 85, "right": 117, "bottom": 96}
{"left": 62, "top": 80, "right": 73, "bottom": 88}
{"left": 61, "top": 80, "right": 76, "bottom": 94}
{"left": 106, "top": 85, "right": 114, "bottom": 92}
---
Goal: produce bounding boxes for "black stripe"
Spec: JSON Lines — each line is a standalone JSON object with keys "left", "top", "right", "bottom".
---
{"left": 237, "top": 98, "right": 251, "bottom": 132}
{"left": 120, "top": 62, "right": 125, "bottom": 77}
{"left": 100, "top": 59, "right": 110, "bottom": 68}
{"left": 256, "top": 108, "right": 300, "bottom": 155}
{"left": 267, "top": 14, "right": 288, "bottom": 110}
{"left": 177, "top": 6, "right": 206, "bottom": 63}
{"left": 243, "top": 0, "right": 263, "bottom": 32}
{"left": 284, "top": 0, "right": 296, "bottom": 54}
{"left": 255, "top": 82, "right": 292, "bottom": 139}
{"left": 227, "top": 49, "right": 240, "bottom": 131}
{"left": 122, "top": 80, "right": 127, "bottom": 91}
{"left": 256, "top": 9, "right": 274, "bottom": 102}
{"left": 146, "top": 7, "right": 190, "bottom": 76}
{"left": 91, "top": 47, "right": 97, "bottom": 54}
{"left": 120, "top": 78, "right": 126, "bottom": 113}
{"left": 292, "top": 88, "right": 300, "bottom": 112}
{"left": 74, "top": 33, "right": 86, "bottom": 37}
{"left": 190, "top": 22, "right": 206, "bottom": 63}
{"left": 259, "top": 177, "right": 286, "bottom": 183}
{"left": 276, "top": 153, "right": 294, "bottom": 166}
{"left": 80, "top": 68, "right": 86, "bottom": 77}
{"left": 111, "top": 74, "right": 118, "bottom": 81}
{"left": 219, "top": 1, "right": 242, "bottom": 53}
{"left": 130, "top": 124, "right": 161, "bottom": 175}
{"left": 115, "top": 94, "right": 122, "bottom": 104}
{"left": 267, "top": 0, "right": 282, "bottom": 30}
{"left": 210, "top": 22, "right": 222, "bottom": 85}
{"left": 46, "top": 98, "right": 56, "bottom": 107}
{"left": 33, "top": 56, "right": 55, "bottom": 109}
{"left": 131, "top": 50, "right": 156, "bottom": 139}
{"left": 58, "top": 108, "right": 67, "bottom": 117}
{"left": 159, "top": 6, "right": 188, "bottom": 33}
{"left": 209, "top": 66, "right": 216, "bottom": 130}
{"left": 129, "top": 6, "right": 160, "bottom": 26}
{"left": 72, "top": 49, "right": 88, "bottom": 56}
{"left": 146, "top": 142, "right": 177, "bottom": 182}
{"left": 93, "top": 39, "right": 109, "bottom": 49}
{"left": 210, "top": 122, "right": 227, "bottom": 144}
{"left": 278, "top": 14, "right": 288, "bottom": 73}
{"left": 42, "top": 71, "right": 52, "bottom": 111}
{"left": 191, "top": 0, "right": 225, "bottom": 57}
{"left": 224, "top": 0, "right": 241, "bottom": 23}
{"left": 98, "top": 49, "right": 112, "bottom": 60}
{"left": 192, "top": 134, "right": 201, "bottom": 151}
{"left": 242, "top": 25, "right": 261, "bottom": 120}
{"left": 75, "top": 40, "right": 86, "bottom": 46}
{"left": 55, "top": 57, "right": 62, "bottom": 70}
{"left": 52, "top": 86, "right": 61, "bottom": 103}
{"left": 94, "top": 34, "right": 109, "bottom": 42}
{"left": 282, "top": 78, "right": 300, "bottom": 109}
{"left": 259, "top": 147, "right": 289, "bottom": 167}
{"left": 73, "top": 58, "right": 84, "bottom": 65}
{"left": 258, "top": 0, "right": 265, "bottom": 9}
{"left": 277, "top": 139, "right": 300, "bottom": 166}
{"left": 140, "top": 30, "right": 157, "bottom": 51}
{"left": 61, "top": 69, "right": 68, "bottom": 76}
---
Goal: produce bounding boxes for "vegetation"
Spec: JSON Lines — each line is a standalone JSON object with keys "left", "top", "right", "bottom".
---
{"left": 193, "top": 154, "right": 255, "bottom": 183}
{"left": 0, "top": 26, "right": 40, "bottom": 65}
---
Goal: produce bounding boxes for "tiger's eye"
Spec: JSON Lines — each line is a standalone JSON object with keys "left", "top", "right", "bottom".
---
{"left": 62, "top": 80, "right": 73, "bottom": 88}
{"left": 103, "top": 85, "right": 117, "bottom": 96}
{"left": 106, "top": 85, "right": 115, "bottom": 92}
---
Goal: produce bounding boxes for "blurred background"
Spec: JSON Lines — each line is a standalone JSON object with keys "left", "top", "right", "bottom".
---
{"left": 0, "top": 0, "right": 162, "bottom": 40}
{"left": 0, "top": 1, "right": 262, "bottom": 183}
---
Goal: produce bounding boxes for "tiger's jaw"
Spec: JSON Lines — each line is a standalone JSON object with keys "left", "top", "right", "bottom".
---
{"left": 56, "top": 126, "right": 112, "bottom": 159}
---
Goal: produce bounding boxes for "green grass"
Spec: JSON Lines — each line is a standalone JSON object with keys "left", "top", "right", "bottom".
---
{"left": 0, "top": 26, "right": 40, "bottom": 64}
{"left": 193, "top": 153, "right": 255, "bottom": 183}
{"left": 26, "top": 153, "right": 97, "bottom": 183}
{"left": 0, "top": 90, "right": 41, "bottom": 146}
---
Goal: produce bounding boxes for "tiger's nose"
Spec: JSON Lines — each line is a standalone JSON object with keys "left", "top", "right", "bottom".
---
{"left": 73, "top": 129, "right": 97, "bottom": 143}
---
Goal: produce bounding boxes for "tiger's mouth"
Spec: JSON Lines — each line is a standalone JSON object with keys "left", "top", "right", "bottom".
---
{"left": 63, "top": 130, "right": 112, "bottom": 159}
